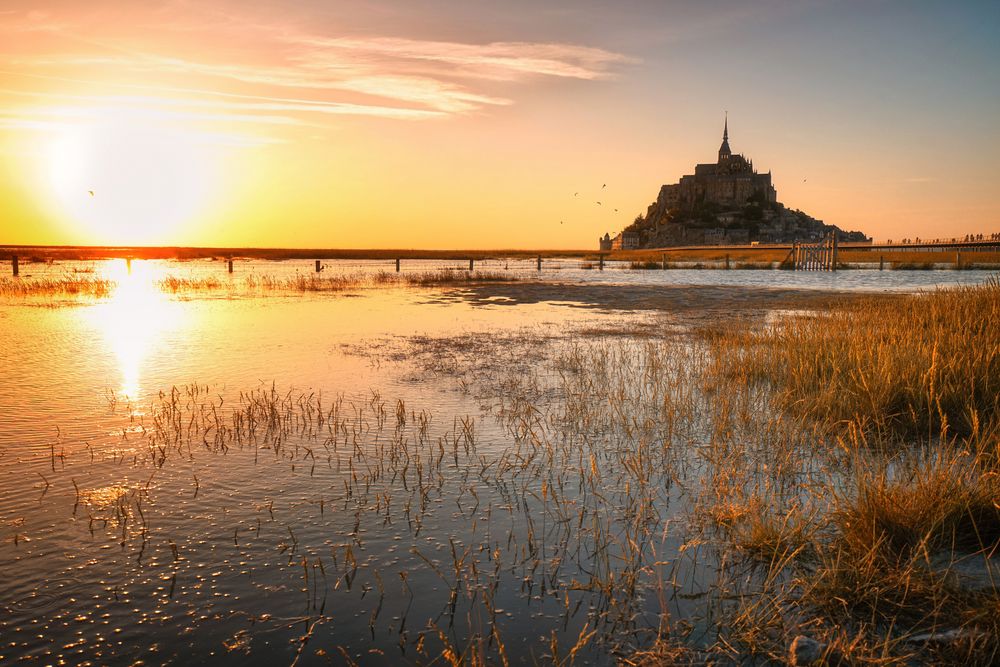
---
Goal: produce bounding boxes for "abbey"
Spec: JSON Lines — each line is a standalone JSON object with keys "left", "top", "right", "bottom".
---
{"left": 608, "top": 118, "right": 869, "bottom": 249}
{"left": 659, "top": 117, "right": 777, "bottom": 212}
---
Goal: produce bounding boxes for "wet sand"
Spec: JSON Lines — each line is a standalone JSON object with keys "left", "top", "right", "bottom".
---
{"left": 430, "top": 280, "right": 867, "bottom": 313}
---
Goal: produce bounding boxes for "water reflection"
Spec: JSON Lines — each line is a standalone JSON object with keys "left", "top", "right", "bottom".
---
{"left": 85, "top": 259, "right": 185, "bottom": 399}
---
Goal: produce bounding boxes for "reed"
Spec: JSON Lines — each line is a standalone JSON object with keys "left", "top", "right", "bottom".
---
{"left": 836, "top": 447, "right": 1000, "bottom": 558}
{"left": 15, "top": 277, "right": 999, "bottom": 664}
{"left": 0, "top": 275, "right": 115, "bottom": 297}
{"left": 710, "top": 279, "right": 1000, "bottom": 441}
{"left": 0, "top": 269, "right": 519, "bottom": 299}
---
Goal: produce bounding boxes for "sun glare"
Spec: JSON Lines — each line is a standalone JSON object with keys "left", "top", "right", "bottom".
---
{"left": 43, "top": 107, "right": 217, "bottom": 245}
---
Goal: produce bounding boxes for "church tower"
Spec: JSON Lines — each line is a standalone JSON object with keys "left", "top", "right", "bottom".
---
{"left": 718, "top": 114, "right": 731, "bottom": 163}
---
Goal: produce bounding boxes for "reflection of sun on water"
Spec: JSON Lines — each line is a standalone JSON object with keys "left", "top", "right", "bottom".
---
{"left": 87, "top": 260, "right": 184, "bottom": 400}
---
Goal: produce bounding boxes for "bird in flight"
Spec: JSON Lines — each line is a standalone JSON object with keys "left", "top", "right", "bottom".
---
{"left": 574, "top": 192, "right": 578, "bottom": 197}
{"left": 596, "top": 201, "right": 602, "bottom": 206}
{"left": 614, "top": 208, "right": 618, "bottom": 213}
{"left": 602, "top": 184, "right": 606, "bottom": 189}
{"left": 88, "top": 190, "right": 94, "bottom": 197}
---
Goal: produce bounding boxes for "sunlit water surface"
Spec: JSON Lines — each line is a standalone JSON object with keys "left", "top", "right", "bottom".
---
{"left": 0, "top": 259, "right": 996, "bottom": 665}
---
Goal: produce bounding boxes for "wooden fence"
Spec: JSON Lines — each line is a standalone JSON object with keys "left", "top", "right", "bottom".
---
{"left": 791, "top": 234, "right": 838, "bottom": 271}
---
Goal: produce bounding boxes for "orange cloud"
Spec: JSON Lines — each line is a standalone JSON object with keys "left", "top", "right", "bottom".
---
{"left": 1, "top": 7, "right": 636, "bottom": 121}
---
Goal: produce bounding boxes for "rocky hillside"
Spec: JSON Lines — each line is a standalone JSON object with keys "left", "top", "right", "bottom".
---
{"left": 625, "top": 196, "right": 869, "bottom": 247}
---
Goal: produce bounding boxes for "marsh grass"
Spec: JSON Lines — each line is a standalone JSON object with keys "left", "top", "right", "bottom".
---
{"left": 710, "top": 279, "right": 1000, "bottom": 441}
{"left": 11, "top": 273, "right": 999, "bottom": 664}
{"left": 778, "top": 447, "right": 1000, "bottom": 661}
{"left": 685, "top": 281, "right": 1000, "bottom": 664}
{"left": 2, "top": 269, "right": 518, "bottom": 300}
{"left": 0, "top": 275, "right": 115, "bottom": 298}
{"left": 836, "top": 448, "right": 1000, "bottom": 559}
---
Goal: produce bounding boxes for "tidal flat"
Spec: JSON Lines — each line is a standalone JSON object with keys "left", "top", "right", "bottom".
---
{"left": 0, "top": 259, "right": 997, "bottom": 665}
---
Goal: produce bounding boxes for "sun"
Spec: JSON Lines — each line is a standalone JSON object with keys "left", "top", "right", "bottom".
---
{"left": 43, "top": 107, "right": 217, "bottom": 245}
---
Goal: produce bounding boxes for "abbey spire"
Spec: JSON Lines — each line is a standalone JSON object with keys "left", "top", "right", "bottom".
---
{"left": 718, "top": 113, "right": 731, "bottom": 162}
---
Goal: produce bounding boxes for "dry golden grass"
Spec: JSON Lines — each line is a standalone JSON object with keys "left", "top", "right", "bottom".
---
{"left": 680, "top": 280, "right": 1000, "bottom": 663}
{"left": 11, "top": 260, "right": 996, "bottom": 663}
{"left": 0, "top": 275, "right": 115, "bottom": 298}
{"left": 711, "top": 279, "right": 1000, "bottom": 441}
{"left": 2, "top": 269, "right": 518, "bottom": 299}
{"left": 788, "top": 447, "right": 999, "bottom": 643}
{"left": 837, "top": 447, "right": 1000, "bottom": 559}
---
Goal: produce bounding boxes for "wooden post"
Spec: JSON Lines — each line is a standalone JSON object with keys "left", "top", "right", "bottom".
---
{"left": 315, "top": 260, "right": 322, "bottom": 272}
{"left": 599, "top": 255, "right": 604, "bottom": 271}
{"left": 725, "top": 253, "right": 730, "bottom": 270}
{"left": 11, "top": 255, "right": 18, "bottom": 277}
{"left": 468, "top": 258, "right": 474, "bottom": 271}
{"left": 879, "top": 255, "right": 884, "bottom": 271}
{"left": 661, "top": 253, "right": 667, "bottom": 270}
{"left": 956, "top": 251, "right": 961, "bottom": 269}
{"left": 537, "top": 255, "right": 542, "bottom": 271}
{"left": 395, "top": 258, "right": 401, "bottom": 272}
{"left": 832, "top": 234, "right": 838, "bottom": 271}
{"left": 793, "top": 244, "right": 799, "bottom": 271}
{"left": 126, "top": 257, "right": 132, "bottom": 274}
{"left": 228, "top": 258, "right": 233, "bottom": 273}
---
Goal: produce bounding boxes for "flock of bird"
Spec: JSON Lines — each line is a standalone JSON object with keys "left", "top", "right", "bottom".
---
{"left": 562, "top": 183, "right": 620, "bottom": 225}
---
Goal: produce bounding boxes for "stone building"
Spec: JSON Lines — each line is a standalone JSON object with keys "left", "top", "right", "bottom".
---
{"left": 617, "top": 117, "right": 870, "bottom": 248}
{"left": 657, "top": 117, "right": 777, "bottom": 212}
{"left": 610, "top": 231, "right": 639, "bottom": 250}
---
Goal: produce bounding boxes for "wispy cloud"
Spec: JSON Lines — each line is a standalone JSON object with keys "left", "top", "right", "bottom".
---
{"left": 290, "top": 36, "right": 638, "bottom": 82}
{"left": 0, "top": 6, "right": 637, "bottom": 123}
{"left": 0, "top": 87, "right": 446, "bottom": 150}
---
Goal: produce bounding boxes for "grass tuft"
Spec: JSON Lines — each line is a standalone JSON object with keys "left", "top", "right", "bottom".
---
{"left": 712, "top": 279, "right": 1000, "bottom": 441}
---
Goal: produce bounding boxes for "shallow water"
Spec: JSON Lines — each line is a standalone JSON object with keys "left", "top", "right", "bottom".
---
{"left": 9, "top": 255, "right": 997, "bottom": 293}
{"left": 0, "top": 261, "right": 995, "bottom": 664}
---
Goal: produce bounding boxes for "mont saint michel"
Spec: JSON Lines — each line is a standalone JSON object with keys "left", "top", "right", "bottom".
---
{"left": 3, "top": 3, "right": 999, "bottom": 666}
{"left": 604, "top": 118, "right": 870, "bottom": 249}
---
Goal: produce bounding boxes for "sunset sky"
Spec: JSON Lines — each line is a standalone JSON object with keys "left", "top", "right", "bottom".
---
{"left": 1, "top": 0, "right": 998, "bottom": 248}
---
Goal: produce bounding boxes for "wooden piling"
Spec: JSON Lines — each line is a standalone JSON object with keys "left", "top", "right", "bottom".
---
{"left": 227, "top": 258, "right": 233, "bottom": 273}
{"left": 537, "top": 255, "right": 542, "bottom": 271}
{"left": 12, "top": 255, "right": 18, "bottom": 277}
{"left": 395, "top": 258, "right": 401, "bottom": 272}
{"left": 956, "top": 251, "right": 961, "bottom": 269}
{"left": 725, "top": 254, "right": 730, "bottom": 270}
{"left": 468, "top": 258, "right": 474, "bottom": 272}
{"left": 315, "top": 260, "right": 322, "bottom": 272}
{"left": 598, "top": 255, "right": 604, "bottom": 271}
{"left": 661, "top": 253, "right": 667, "bottom": 270}
{"left": 879, "top": 255, "right": 884, "bottom": 271}
{"left": 831, "top": 234, "right": 838, "bottom": 271}
{"left": 126, "top": 257, "right": 132, "bottom": 274}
